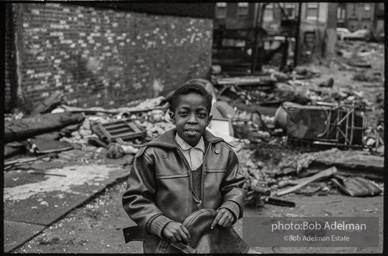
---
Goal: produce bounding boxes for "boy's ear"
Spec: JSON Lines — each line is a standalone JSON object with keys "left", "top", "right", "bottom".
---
{"left": 206, "top": 115, "right": 213, "bottom": 126}
{"left": 169, "top": 111, "right": 175, "bottom": 124}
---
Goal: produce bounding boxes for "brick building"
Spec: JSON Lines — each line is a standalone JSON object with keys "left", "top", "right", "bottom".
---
{"left": 373, "top": 3, "right": 385, "bottom": 38}
{"left": 337, "top": 2, "right": 385, "bottom": 38}
{"left": 4, "top": 3, "right": 215, "bottom": 113}
{"left": 213, "top": 3, "right": 338, "bottom": 68}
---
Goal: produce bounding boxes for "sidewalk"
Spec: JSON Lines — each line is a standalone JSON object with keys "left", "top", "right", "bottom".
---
{"left": 4, "top": 148, "right": 130, "bottom": 253}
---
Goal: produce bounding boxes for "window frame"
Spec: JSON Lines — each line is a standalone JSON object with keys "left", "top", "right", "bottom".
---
{"left": 263, "top": 3, "right": 274, "bottom": 21}
{"left": 306, "top": 2, "right": 319, "bottom": 20}
{"left": 363, "top": 3, "right": 371, "bottom": 19}
{"left": 237, "top": 2, "right": 249, "bottom": 19}
{"left": 215, "top": 2, "right": 227, "bottom": 19}
{"left": 285, "top": 3, "right": 296, "bottom": 19}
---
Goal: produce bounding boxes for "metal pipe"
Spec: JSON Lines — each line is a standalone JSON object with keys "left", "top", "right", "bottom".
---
{"left": 294, "top": 2, "right": 302, "bottom": 67}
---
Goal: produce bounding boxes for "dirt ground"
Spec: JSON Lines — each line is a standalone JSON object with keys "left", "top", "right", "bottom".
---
{"left": 10, "top": 40, "right": 385, "bottom": 254}
{"left": 13, "top": 177, "right": 383, "bottom": 254}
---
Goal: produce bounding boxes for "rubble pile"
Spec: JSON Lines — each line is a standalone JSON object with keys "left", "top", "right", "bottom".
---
{"left": 4, "top": 38, "right": 384, "bottom": 213}
{"left": 3, "top": 94, "right": 176, "bottom": 171}
{"left": 211, "top": 39, "right": 384, "bottom": 208}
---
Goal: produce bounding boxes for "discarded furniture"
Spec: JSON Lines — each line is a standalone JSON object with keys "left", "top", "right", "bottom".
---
{"left": 94, "top": 120, "right": 146, "bottom": 143}
{"left": 275, "top": 102, "right": 366, "bottom": 148}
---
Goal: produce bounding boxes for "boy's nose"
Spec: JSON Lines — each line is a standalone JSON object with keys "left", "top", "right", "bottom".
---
{"left": 188, "top": 114, "right": 198, "bottom": 124}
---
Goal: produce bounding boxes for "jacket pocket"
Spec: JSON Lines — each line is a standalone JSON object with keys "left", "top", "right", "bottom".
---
{"left": 203, "top": 170, "right": 225, "bottom": 209}
{"left": 205, "top": 169, "right": 226, "bottom": 173}
{"left": 156, "top": 174, "right": 189, "bottom": 179}
{"left": 155, "top": 174, "right": 191, "bottom": 222}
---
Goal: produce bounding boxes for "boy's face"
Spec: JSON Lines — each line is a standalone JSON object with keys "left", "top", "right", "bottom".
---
{"left": 171, "top": 92, "right": 212, "bottom": 147}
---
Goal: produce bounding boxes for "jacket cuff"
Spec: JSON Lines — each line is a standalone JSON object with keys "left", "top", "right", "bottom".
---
{"left": 218, "top": 200, "right": 240, "bottom": 223}
{"left": 146, "top": 215, "right": 173, "bottom": 238}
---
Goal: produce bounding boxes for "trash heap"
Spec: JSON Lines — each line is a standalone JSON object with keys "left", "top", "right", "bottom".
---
{"left": 5, "top": 42, "right": 384, "bottom": 211}
{"left": 210, "top": 40, "right": 384, "bottom": 208}
{"left": 4, "top": 94, "right": 177, "bottom": 171}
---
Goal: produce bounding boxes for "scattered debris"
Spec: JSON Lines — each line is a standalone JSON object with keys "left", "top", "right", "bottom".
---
{"left": 28, "top": 138, "right": 74, "bottom": 154}
{"left": 4, "top": 154, "right": 57, "bottom": 171}
{"left": 93, "top": 120, "right": 146, "bottom": 144}
{"left": 318, "top": 77, "right": 334, "bottom": 88}
{"left": 276, "top": 167, "right": 337, "bottom": 196}
{"left": 275, "top": 102, "right": 365, "bottom": 147}
{"left": 5, "top": 112, "right": 85, "bottom": 143}
{"left": 331, "top": 175, "right": 382, "bottom": 197}
{"left": 348, "top": 60, "right": 371, "bottom": 68}
{"left": 264, "top": 197, "right": 296, "bottom": 207}
{"left": 353, "top": 71, "right": 382, "bottom": 82}
{"left": 293, "top": 67, "right": 321, "bottom": 80}
{"left": 30, "top": 91, "right": 64, "bottom": 116}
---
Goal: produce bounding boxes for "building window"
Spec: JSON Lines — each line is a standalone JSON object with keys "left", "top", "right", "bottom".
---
{"left": 363, "top": 3, "right": 371, "bottom": 19}
{"left": 281, "top": 3, "right": 296, "bottom": 19}
{"left": 306, "top": 3, "right": 319, "bottom": 20}
{"left": 237, "top": 2, "right": 249, "bottom": 19}
{"left": 349, "top": 3, "right": 357, "bottom": 19}
{"left": 216, "top": 2, "right": 227, "bottom": 19}
{"left": 263, "top": 3, "right": 273, "bottom": 21}
{"left": 337, "top": 6, "right": 346, "bottom": 21}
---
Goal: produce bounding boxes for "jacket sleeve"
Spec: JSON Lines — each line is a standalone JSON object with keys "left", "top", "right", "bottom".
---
{"left": 219, "top": 146, "right": 247, "bottom": 219}
{"left": 122, "top": 148, "right": 172, "bottom": 236}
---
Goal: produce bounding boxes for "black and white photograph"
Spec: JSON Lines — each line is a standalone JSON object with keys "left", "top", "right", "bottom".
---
{"left": 3, "top": 1, "right": 385, "bottom": 254}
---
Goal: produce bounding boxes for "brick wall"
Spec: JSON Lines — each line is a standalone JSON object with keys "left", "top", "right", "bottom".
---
{"left": 9, "top": 3, "right": 213, "bottom": 110}
{"left": 5, "top": 4, "right": 16, "bottom": 113}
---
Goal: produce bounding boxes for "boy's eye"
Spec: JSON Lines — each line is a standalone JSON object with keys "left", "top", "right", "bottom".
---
{"left": 198, "top": 113, "right": 207, "bottom": 118}
{"left": 179, "top": 112, "right": 188, "bottom": 116}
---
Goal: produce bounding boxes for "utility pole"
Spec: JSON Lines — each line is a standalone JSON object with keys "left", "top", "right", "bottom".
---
{"left": 251, "top": 3, "right": 260, "bottom": 74}
{"left": 251, "top": 3, "right": 266, "bottom": 74}
{"left": 294, "top": 2, "right": 302, "bottom": 68}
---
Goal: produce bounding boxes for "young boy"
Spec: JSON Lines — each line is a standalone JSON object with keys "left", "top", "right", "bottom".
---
{"left": 122, "top": 81, "right": 246, "bottom": 253}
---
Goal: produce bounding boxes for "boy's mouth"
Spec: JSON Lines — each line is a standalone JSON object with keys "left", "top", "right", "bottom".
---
{"left": 185, "top": 129, "right": 200, "bottom": 135}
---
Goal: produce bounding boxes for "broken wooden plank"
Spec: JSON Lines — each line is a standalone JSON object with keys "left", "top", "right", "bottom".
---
{"left": 30, "top": 91, "right": 63, "bottom": 115}
{"left": 276, "top": 167, "right": 337, "bottom": 196}
{"left": 96, "top": 120, "right": 146, "bottom": 143}
{"left": 5, "top": 112, "right": 85, "bottom": 143}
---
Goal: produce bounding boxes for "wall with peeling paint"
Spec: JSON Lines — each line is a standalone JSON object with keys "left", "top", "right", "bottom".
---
{"left": 6, "top": 3, "right": 213, "bottom": 111}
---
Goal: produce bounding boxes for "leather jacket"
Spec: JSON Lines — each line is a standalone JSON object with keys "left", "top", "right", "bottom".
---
{"left": 122, "top": 129, "right": 246, "bottom": 253}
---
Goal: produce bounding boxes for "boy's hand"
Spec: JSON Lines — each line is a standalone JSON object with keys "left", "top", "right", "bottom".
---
{"left": 162, "top": 221, "right": 191, "bottom": 244}
{"left": 211, "top": 208, "right": 235, "bottom": 229}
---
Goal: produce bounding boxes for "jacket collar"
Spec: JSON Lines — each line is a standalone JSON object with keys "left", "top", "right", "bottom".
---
{"left": 146, "top": 129, "right": 224, "bottom": 149}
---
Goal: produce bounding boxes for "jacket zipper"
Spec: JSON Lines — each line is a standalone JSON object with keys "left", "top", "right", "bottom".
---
{"left": 176, "top": 149, "right": 199, "bottom": 210}
{"left": 201, "top": 143, "right": 212, "bottom": 209}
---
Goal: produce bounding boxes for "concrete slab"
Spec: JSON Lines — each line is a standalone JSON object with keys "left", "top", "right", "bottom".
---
{"left": 4, "top": 164, "right": 129, "bottom": 226}
{"left": 4, "top": 190, "right": 93, "bottom": 226}
{"left": 4, "top": 220, "right": 46, "bottom": 253}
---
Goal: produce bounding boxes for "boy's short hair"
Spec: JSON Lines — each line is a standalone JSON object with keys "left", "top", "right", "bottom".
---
{"left": 171, "top": 81, "right": 213, "bottom": 114}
